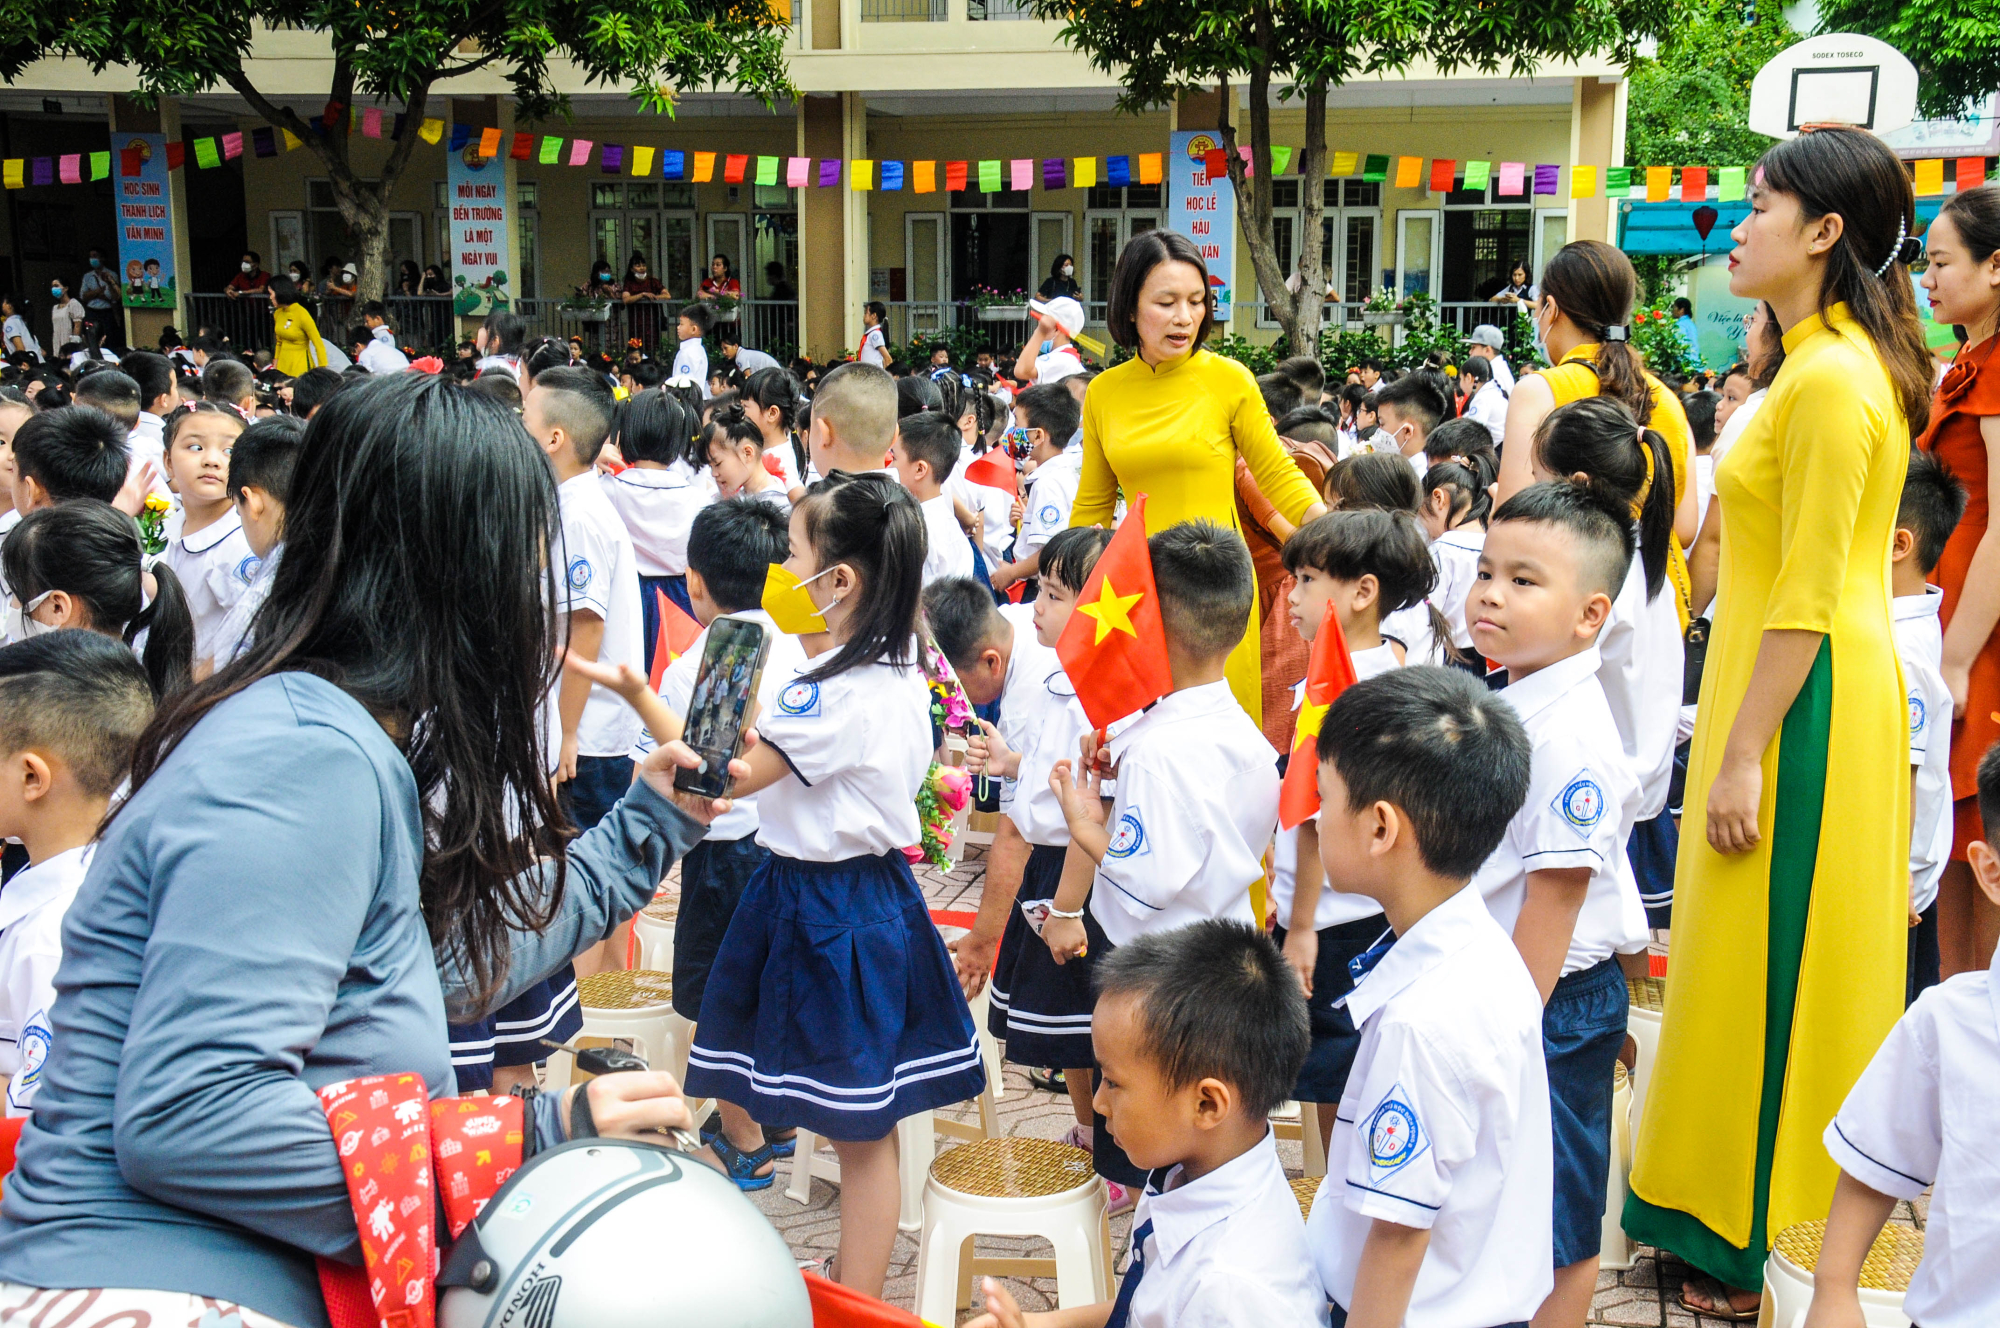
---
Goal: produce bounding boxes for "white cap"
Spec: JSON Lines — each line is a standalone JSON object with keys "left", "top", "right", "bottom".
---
{"left": 1028, "top": 295, "right": 1085, "bottom": 338}
{"left": 1469, "top": 324, "right": 1506, "bottom": 350}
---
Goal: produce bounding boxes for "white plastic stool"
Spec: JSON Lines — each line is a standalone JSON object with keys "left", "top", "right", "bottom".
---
{"left": 1761, "top": 1220, "right": 1920, "bottom": 1328}
{"left": 783, "top": 1111, "right": 937, "bottom": 1231}
{"left": 631, "top": 897, "right": 676, "bottom": 973}
{"left": 914, "top": 1137, "right": 1113, "bottom": 1324}
{"left": 1626, "top": 975, "right": 1664, "bottom": 1136}
{"left": 1600, "top": 1063, "right": 1635, "bottom": 1271}
{"left": 1271, "top": 1101, "right": 1328, "bottom": 1179}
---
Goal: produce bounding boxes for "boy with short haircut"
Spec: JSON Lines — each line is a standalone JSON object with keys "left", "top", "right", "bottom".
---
{"left": 8, "top": 407, "right": 129, "bottom": 511}
{"left": 70, "top": 368, "right": 141, "bottom": 433}
{"left": 1891, "top": 447, "right": 1965, "bottom": 1004}
{"left": 674, "top": 303, "right": 714, "bottom": 397}
{"left": 988, "top": 383, "right": 1084, "bottom": 593}
{"left": 200, "top": 358, "right": 258, "bottom": 416}
{"left": 1371, "top": 372, "right": 1452, "bottom": 480}
{"left": 357, "top": 302, "right": 410, "bottom": 374}
{"left": 215, "top": 415, "right": 305, "bottom": 664}
{"left": 967, "top": 920, "right": 1328, "bottom": 1328}
{"left": 1044, "top": 521, "right": 1276, "bottom": 1191}
{"left": 1304, "top": 666, "right": 1550, "bottom": 1328}
{"left": 1466, "top": 482, "right": 1645, "bottom": 1327}
{"left": 0, "top": 629, "right": 155, "bottom": 1113}
{"left": 1805, "top": 738, "right": 2000, "bottom": 1328}
{"left": 808, "top": 361, "right": 897, "bottom": 478}
{"left": 891, "top": 410, "right": 975, "bottom": 586}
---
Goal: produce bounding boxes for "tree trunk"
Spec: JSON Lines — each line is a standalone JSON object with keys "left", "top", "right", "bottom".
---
{"left": 1217, "top": 25, "right": 1312, "bottom": 354}
{"left": 1293, "top": 80, "right": 1330, "bottom": 355}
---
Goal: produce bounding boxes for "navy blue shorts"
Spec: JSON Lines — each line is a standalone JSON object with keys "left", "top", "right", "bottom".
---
{"left": 673, "top": 832, "right": 769, "bottom": 1019}
{"left": 988, "top": 844, "right": 1104, "bottom": 1069}
{"left": 1543, "top": 957, "right": 1628, "bottom": 1267}
{"left": 1271, "top": 912, "right": 1388, "bottom": 1104}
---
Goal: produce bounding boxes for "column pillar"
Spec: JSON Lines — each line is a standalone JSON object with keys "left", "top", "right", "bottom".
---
{"left": 108, "top": 95, "right": 192, "bottom": 343}
{"left": 840, "top": 92, "right": 870, "bottom": 354}
{"left": 797, "top": 93, "right": 859, "bottom": 360}
{"left": 1569, "top": 76, "right": 1626, "bottom": 244}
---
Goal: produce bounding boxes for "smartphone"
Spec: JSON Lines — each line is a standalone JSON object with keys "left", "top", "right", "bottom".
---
{"left": 673, "top": 614, "right": 771, "bottom": 799}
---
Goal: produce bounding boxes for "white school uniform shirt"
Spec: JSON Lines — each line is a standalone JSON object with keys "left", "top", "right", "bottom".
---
{"left": 1271, "top": 643, "right": 1402, "bottom": 932}
{"left": 1694, "top": 451, "right": 1715, "bottom": 527}
{"left": 1822, "top": 946, "right": 2000, "bottom": 1328}
{"left": 1019, "top": 446, "right": 1083, "bottom": 558}
{"left": 128, "top": 411, "right": 172, "bottom": 500}
{"left": 2, "top": 315, "right": 40, "bottom": 359}
{"left": 630, "top": 609, "right": 806, "bottom": 844}
{"left": 674, "top": 337, "right": 712, "bottom": 399}
{"left": 918, "top": 492, "right": 975, "bottom": 586}
{"left": 1033, "top": 344, "right": 1084, "bottom": 386}
{"left": 1309, "top": 884, "right": 1553, "bottom": 1326}
{"left": 1470, "top": 646, "right": 1646, "bottom": 975}
{"left": 763, "top": 442, "right": 804, "bottom": 496}
{"left": 1090, "top": 680, "right": 1279, "bottom": 948}
{"left": 600, "top": 461, "right": 714, "bottom": 577}
{"left": 1463, "top": 380, "right": 1507, "bottom": 446}
{"left": 161, "top": 509, "right": 260, "bottom": 668}
{"left": 1486, "top": 353, "right": 1515, "bottom": 394}
{"left": 730, "top": 346, "right": 781, "bottom": 377}
{"left": 553, "top": 470, "right": 645, "bottom": 760}
{"left": 996, "top": 605, "right": 1091, "bottom": 848}
{"left": 216, "top": 543, "right": 280, "bottom": 664}
{"left": 1598, "top": 544, "right": 1685, "bottom": 820}
{"left": 1, "top": 844, "right": 92, "bottom": 1116}
{"left": 1428, "top": 528, "right": 1484, "bottom": 652}
{"left": 754, "top": 656, "right": 932, "bottom": 860}
{"left": 857, "top": 325, "right": 889, "bottom": 368}
{"left": 358, "top": 326, "right": 410, "bottom": 374}
{"left": 1895, "top": 588, "right": 1953, "bottom": 914}
{"left": 1381, "top": 600, "right": 1445, "bottom": 668}
{"left": 1123, "top": 1131, "right": 1332, "bottom": 1328}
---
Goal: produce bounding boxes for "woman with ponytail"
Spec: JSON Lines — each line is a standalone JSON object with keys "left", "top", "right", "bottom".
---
{"left": 2, "top": 499, "right": 194, "bottom": 698}
{"left": 1626, "top": 126, "right": 1931, "bottom": 1320}
{"left": 1498, "top": 239, "right": 1700, "bottom": 627}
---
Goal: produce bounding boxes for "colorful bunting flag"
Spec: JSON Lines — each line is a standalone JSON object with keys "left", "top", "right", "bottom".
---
{"left": 1679, "top": 165, "right": 1708, "bottom": 201}
{"left": 1534, "top": 163, "right": 1559, "bottom": 195}
{"left": 419, "top": 119, "right": 444, "bottom": 145}
{"left": 1606, "top": 166, "right": 1631, "bottom": 197}
{"left": 915, "top": 160, "right": 937, "bottom": 192}
{"left": 1362, "top": 154, "right": 1389, "bottom": 182}
{"left": 222, "top": 133, "right": 243, "bottom": 161}
{"left": 1138, "top": 152, "right": 1162, "bottom": 185}
{"left": 1718, "top": 166, "right": 1745, "bottom": 201}
{"left": 633, "top": 146, "right": 656, "bottom": 178}
{"left": 1571, "top": 165, "right": 1597, "bottom": 199}
{"left": 1072, "top": 157, "right": 1095, "bottom": 189}
{"left": 364, "top": 108, "right": 384, "bottom": 139}
{"left": 1429, "top": 158, "right": 1456, "bottom": 193}
{"left": 663, "top": 149, "right": 686, "bottom": 180}
{"left": 1204, "top": 147, "right": 1227, "bottom": 180}
{"left": 120, "top": 147, "right": 142, "bottom": 177}
{"left": 477, "top": 127, "right": 501, "bottom": 159}
{"left": 165, "top": 142, "right": 185, "bottom": 171}
{"left": 979, "top": 159, "right": 1002, "bottom": 192}
{"left": 946, "top": 160, "right": 968, "bottom": 191}
{"left": 852, "top": 159, "right": 873, "bottom": 190}
{"left": 1, "top": 160, "right": 20, "bottom": 190}
{"left": 1271, "top": 145, "right": 1294, "bottom": 176}
{"left": 789, "top": 156, "right": 811, "bottom": 187}
{"left": 601, "top": 144, "right": 624, "bottom": 173}
{"left": 1238, "top": 144, "right": 1256, "bottom": 179}
{"left": 1395, "top": 156, "right": 1422, "bottom": 189}
{"left": 448, "top": 123, "right": 471, "bottom": 151}
{"left": 539, "top": 136, "right": 560, "bottom": 165}
{"left": 1958, "top": 158, "right": 1987, "bottom": 192}
{"left": 1498, "top": 162, "right": 1524, "bottom": 196}
{"left": 570, "top": 140, "right": 595, "bottom": 168}
{"left": 194, "top": 139, "right": 221, "bottom": 170}
{"left": 1646, "top": 166, "right": 1671, "bottom": 202}
{"left": 695, "top": 151, "right": 717, "bottom": 182}
{"left": 282, "top": 128, "right": 303, "bottom": 152}
{"left": 1330, "top": 151, "right": 1358, "bottom": 176}
{"left": 1108, "top": 155, "right": 1131, "bottom": 188}
{"left": 1462, "top": 160, "right": 1490, "bottom": 191}
{"left": 510, "top": 132, "right": 532, "bottom": 161}
{"left": 818, "top": 158, "right": 840, "bottom": 188}
{"left": 720, "top": 153, "right": 745, "bottom": 183}
{"left": 323, "top": 101, "right": 345, "bottom": 129}
{"left": 58, "top": 154, "right": 80, "bottom": 185}
{"left": 1914, "top": 159, "right": 1944, "bottom": 197}
{"left": 88, "top": 151, "right": 109, "bottom": 181}
{"left": 1042, "top": 158, "right": 1064, "bottom": 191}
{"left": 881, "top": 160, "right": 904, "bottom": 191}
{"left": 757, "top": 155, "right": 780, "bottom": 186}
{"left": 1011, "top": 158, "right": 1032, "bottom": 191}
{"left": 253, "top": 128, "right": 277, "bottom": 158}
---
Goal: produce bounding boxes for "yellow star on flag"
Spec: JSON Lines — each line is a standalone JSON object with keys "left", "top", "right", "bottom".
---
{"left": 1077, "top": 575, "right": 1144, "bottom": 644}
{"left": 1294, "top": 699, "right": 1331, "bottom": 749}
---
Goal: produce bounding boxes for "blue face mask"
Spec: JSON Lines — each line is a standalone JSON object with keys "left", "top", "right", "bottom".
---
{"left": 1039, "top": 340, "right": 1053, "bottom": 355}
{"left": 49, "top": 287, "right": 61, "bottom": 298}
{"left": 88, "top": 257, "right": 101, "bottom": 269}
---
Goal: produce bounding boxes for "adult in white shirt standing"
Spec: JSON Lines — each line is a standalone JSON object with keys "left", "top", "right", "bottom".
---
{"left": 46, "top": 280, "right": 85, "bottom": 355}
{"left": 1467, "top": 323, "right": 1516, "bottom": 393}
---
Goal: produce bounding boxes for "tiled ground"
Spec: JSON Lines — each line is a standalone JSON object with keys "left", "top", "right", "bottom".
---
{"left": 662, "top": 839, "right": 1927, "bottom": 1326}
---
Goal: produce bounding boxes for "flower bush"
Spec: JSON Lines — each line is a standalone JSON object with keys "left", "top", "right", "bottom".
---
{"left": 1631, "top": 307, "right": 1699, "bottom": 384}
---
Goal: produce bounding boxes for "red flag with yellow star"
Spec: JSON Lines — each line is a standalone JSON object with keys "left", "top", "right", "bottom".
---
{"left": 1278, "top": 601, "right": 1360, "bottom": 830}
{"left": 649, "top": 589, "right": 704, "bottom": 693}
{"left": 1056, "top": 494, "right": 1173, "bottom": 730}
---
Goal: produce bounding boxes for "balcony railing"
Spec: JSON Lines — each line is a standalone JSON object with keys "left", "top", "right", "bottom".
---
{"left": 510, "top": 300, "right": 802, "bottom": 366}
{"left": 186, "top": 293, "right": 456, "bottom": 356}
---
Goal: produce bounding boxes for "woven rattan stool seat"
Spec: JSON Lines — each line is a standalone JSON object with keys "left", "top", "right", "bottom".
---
{"left": 577, "top": 968, "right": 673, "bottom": 1011}
{"left": 929, "top": 1138, "right": 1096, "bottom": 1199}
{"left": 1290, "top": 1175, "right": 1319, "bottom": 1221}
{"left": 641, "top": 895, "right": 678, "bottom": 923}
{"left": 1627, "top": 975, "right": 1665, "bottom": 1013}
{"left": 1773, "top": 1220, "right": 1924, "bottom": 1292}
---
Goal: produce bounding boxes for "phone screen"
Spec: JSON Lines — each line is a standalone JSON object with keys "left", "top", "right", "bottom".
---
{"left": 673, "top": 615, "right": 771, "bottom": 798}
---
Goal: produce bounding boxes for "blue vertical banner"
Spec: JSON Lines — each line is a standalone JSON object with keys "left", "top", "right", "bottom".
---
{"left": 447, "top": 141, "right": 513, "bottom": 315}
{"left": 114, "top": 133, "right": 177, "bottom": 310}
{"left": 1168, "top": 131, "right": 1233, "bottom": 320}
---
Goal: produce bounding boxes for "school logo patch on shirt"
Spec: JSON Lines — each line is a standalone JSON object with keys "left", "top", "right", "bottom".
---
{"left": 566, "top": 556, "right": 593, "bottom": 593}
{"left": 777, "top": 680, "right": 821, "bottom": 718}
{"left": 1038, "top": 503, "right": 1061, "bottom": 527}
{"left": 1909, "top": 688, "right": 1926, "bottom": 739}
{"left": 1105, "top": 808, "right": 1148, "bottom": 859}
{"left": 1366, "top": 1085, "right": 1428, "bottom": 1179}
{"left": 1552, "top": 769, "right": 1605, "bottom": 839}
{"left": 6, "top": 1009, "right": 51, "bottom": 1111}
{"left": 235, "top": 554, "right": 261, "bottom": 586}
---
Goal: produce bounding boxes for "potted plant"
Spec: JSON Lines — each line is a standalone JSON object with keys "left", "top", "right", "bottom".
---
{"left": 561, "top": 288, "right": 613, "bottom": 323}
{"left": 970, "top": 285, "right": 1030, "bottom": 320}
{"left": 713, "top": 292, "right": 740, "bottom": 323}
{"left": 1360, "top": 287, "right": 1405, "bottom": 327}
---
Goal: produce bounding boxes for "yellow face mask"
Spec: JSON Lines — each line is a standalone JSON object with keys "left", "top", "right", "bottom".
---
{"left": 763, "top": 563, "right": 835, "bottom": 635}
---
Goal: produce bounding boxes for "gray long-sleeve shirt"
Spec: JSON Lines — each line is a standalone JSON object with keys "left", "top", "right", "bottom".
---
{"left": 0, "top": 672, "right": 700, "bottom": 1326}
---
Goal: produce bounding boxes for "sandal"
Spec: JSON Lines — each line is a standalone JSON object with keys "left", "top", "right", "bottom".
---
{"left": 1027, "top": 1067, "right": 1067, "bottom": 1093}
{"left": 766, "top": 1128, "right": 797, "bottom": 1159}
{"left": 707, "top": 1131, "right": 777, "bottom": 1192}
{"left": 1677, "top": 1277, "right": 1760, "bottom": 1322}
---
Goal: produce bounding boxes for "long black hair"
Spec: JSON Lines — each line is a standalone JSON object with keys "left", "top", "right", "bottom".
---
{"left": 125, "top": 373, "right": 567, "bottom": 1008}
{"left": 1, "top": 499, "right": 195, "bottom": 699}
{"left": 796, "top": 469, "right": 926, "bottom": 684}
{"left": 1755, "top": 127, "right": 1931, "bottom": 435}
{"left": 1533, "top": 396, "right": 1677, "bottom": 601}
{"left": 616, "top": 389, "right": 703, "bottom": 469}
{"left": 1539, "top": 240, "right": 1654, "bottom": 427}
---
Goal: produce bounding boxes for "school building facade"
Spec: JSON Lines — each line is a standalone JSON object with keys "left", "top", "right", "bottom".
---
{"left": 0, "top": 5, "right": 1629, "bottom": 362}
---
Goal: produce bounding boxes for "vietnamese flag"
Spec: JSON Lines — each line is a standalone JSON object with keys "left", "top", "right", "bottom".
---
{"left": 1278, "top": 601, "right": 1360, "bottom": 829}
{"left": 963, "top": 450, "right": 1017, "bottom": 497}
{"left": 1056, "top": 495, "right": 1173, "bottom": 730}
{"left": 649, "top": 589, "right": 703, "bottom": 693}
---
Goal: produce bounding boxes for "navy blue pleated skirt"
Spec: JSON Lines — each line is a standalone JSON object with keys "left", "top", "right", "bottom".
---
{"left": 683, "top": 850, "right": 987, "bottom": 1140}
{"left": 988, "top": 843, "right": 1102, "bottom": 1069}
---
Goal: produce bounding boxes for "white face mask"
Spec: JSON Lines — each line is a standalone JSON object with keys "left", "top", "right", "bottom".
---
{"left": 1061, "top": 264, "right": 1074, "bottom": 277}
{"left": 5, "top": 590, "right": 55, "bottom": 643}
{"left": 241, "top": 262, "right": 254, "bottom": 273}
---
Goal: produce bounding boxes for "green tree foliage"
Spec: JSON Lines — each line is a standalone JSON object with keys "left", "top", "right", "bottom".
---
{"left": 0, "top": 0, "right": 793, "bottom": 298}
{"left": 1625, "top": 0, "right": 1799, "bottom": 170}
{"left": 1817, "top": 0, "right": 2000, "bottom": 121}
{"left": 1039, "top": 0, "right": 1685, "bottom": 353}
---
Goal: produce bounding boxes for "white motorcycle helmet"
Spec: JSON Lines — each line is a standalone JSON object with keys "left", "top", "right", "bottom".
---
{"left": 438, "top": 1137, "right": 812, "bottom": 1328}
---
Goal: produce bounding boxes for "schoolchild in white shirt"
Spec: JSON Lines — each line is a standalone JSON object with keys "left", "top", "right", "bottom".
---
{"left": 704, "top": 409, "right": 792, "bottom": 515}
{"left": 622, "top": 495, "right": 802, "bottom": 1190}
{"left": 1304, "top": 667, "right": 1550, "bottom": 1328}
{"left": 1416, "top": 422, "right": 1499, "bottom": 658}
{"left": 1527, "top": 399, "right": 1685, "bottom": 930}
{"left": 1805, "top": 742, "right": 2000, "bottom": 1328}
{"left": 1890, "top": 449, "right": 1966, "bottom": 1003}
{"left": 214, "top": 415, "right": 301, "bottom": 666}
{"left": 988, "top": 384, "right": 1084, "bottom": 595}
{"left": 1327, "top": 452, "right": 1453, "bottom": 668}
{"left": 890, "top": 410, "right": 976, "bottom": 587}
{"left": 673, "top": 303, "right": 714, "bottom": 398}
{"left": 931, "top": 528, "right": 1114, "bottom": 1166}
{"left": 0, "top": 630, "right": 153, "bottom": 1114}
{"left": 1371, "top": 372, "right": 1450, "bottom": 484}
{"left": 968, "top": 921, "right": 1328, "bottom": 1328}
{"left": 682, "top": 470, "right": 985, "bottom": 1298}
{"left": 601, "top": 391, "right": 714, "bottom": 676}
{"left": 1466, "top": 482, "right": 1645, "bottom": 1328}
{"left": 1275, "top": 510, "right": 1433, "bottom": 1151}
{"left": 856, "top": 301, "right": 890, "bottom": 369}
{"left": 741, "top": 366, "right": 808, "bottom": 503}
{"left": 1043, "top": 521, "right": 1277, "bottom": 1193}
{"left": 158, "top": 403, "right": 256, "bottom": 674}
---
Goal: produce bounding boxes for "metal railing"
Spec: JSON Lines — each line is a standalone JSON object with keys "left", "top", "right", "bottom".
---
{"left": 861, "top": 0, "right": 945, "bottom": 18}
{"left": 968, "top": 0, "right": 1037, "bottom": 16}
{"left": 509, "top": 299, "right": 801, "bottom": 365}
{"left": 186, "top": 293, "right": 456, "bottom": 356}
